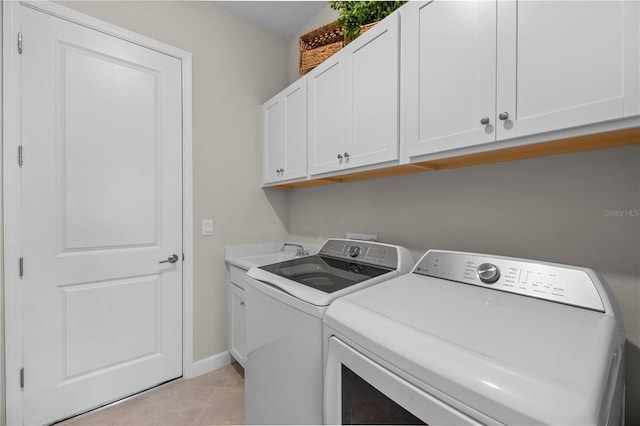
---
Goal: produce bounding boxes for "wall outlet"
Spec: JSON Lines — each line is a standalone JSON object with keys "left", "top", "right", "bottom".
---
{"left": 346, "top": 232, "right": 378, "bottom": 242}
{"left": 202, "top": 219, "right": 214, "bottom": 236}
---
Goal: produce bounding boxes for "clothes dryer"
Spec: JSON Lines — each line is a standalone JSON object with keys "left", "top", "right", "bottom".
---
{"left": 324, "top": 250, "right": 625, "bottom": 425}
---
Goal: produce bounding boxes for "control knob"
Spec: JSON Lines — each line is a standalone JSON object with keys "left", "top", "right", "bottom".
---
{"left": 477, "top": 263, "right": 500, "bottom": 284}
{"left": 348, "top": 245, "right": 361, "bottom": 258}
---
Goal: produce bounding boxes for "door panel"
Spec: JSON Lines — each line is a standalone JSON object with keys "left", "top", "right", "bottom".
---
{"left": 263, "top": 99, "right": 285, "bottom": 182}
{"left": 63, "top": 44, "right": 159, "bottom": 249}
{"left": 404, "top": 0, "right": 497, "bottom": 157}
{"left": 21, "top": 5, "right": 183, "bottom": 425}
{"left": 349, "top": 14, "right": 399, "bottom": 168}
{"left": 502, "top": 0, "right": 630, "bottom": 138}
{"left": 63, "top": 276, "right": 161, "bottom": 378}
{"left": 308, "top": 53, "right": 348, "bottom": 175}
{"left": 283, "top": 81, "right": 307, "bottom": 180}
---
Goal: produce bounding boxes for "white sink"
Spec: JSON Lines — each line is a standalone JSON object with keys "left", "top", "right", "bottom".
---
{"left": 242, "top": 252, "right": 299, "bottom": 268}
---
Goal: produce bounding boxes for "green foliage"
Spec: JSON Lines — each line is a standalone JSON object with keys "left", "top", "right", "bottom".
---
{"left": 330, "top": 1, "right": 407, "bottom": 44}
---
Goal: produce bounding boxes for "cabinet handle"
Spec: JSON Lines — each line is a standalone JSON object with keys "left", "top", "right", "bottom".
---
{"left": 498, "top": 112, "right": 509, "bottom": 121}
{"left": 480, "top": 117, "right": 490, "bottom": 125}
{"left": 337, "top": 154, "right": 343, "bottom": 160}
{"left": 344, "top": 152, "right": 350, "bottom": 159}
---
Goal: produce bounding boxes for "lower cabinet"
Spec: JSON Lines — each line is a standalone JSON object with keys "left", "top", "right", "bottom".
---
{"left": 228, "top": 266, "right": 246, "bottom": 367}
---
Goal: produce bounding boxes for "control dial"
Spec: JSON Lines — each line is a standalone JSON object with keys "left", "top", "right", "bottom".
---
{"left": 477, "top": 263, "right": 500, "bottom": 284}
{"left": 348, "top": 245, "right": 361, "bottom": 258}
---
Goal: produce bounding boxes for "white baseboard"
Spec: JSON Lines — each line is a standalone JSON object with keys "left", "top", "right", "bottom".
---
{"left": 191, "top": 351, "right": 232, "bottom": 378}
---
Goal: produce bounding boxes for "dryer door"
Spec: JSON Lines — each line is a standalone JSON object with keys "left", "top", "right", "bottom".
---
{"left": 324, "top": 336, "right": 489, "bottom": 425}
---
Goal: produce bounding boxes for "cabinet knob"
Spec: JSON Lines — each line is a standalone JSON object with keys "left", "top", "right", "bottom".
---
{"left": 344, "top": 152, "right": 350, "bottom": 159}
{"left": 480, "top": 116, "right": 490, "bottom": 125}
{"left": 337, "top": 154, "right": 343, "bottom": 160}
{"left": 240, "top": 301, "right": 245, "bottom": 307}
{"left": 498, "top": 112, "right": 509, "bottom": 121}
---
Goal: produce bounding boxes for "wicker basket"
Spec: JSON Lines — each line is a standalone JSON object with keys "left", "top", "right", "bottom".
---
{"left": 299, "top": 21, "right": 343, "bottom": 76}
{"left": 299, "top": 21, "right": 379, "bottom": 76}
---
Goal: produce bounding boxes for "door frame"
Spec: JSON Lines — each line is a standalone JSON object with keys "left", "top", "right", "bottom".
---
{"left": 2, "top": 1, "right": 194, "bottom": 424}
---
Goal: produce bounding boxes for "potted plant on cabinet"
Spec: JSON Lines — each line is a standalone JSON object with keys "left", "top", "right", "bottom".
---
{"left": 330, "top": 1, "right": 407, "bottom": 45}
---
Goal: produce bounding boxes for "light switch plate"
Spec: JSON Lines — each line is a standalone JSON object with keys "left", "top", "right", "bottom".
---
{"left": 202, "top": 219, "right": 214, "bottom": 236}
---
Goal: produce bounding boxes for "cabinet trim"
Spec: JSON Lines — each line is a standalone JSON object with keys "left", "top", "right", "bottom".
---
{"left": 268, "top": 126, "right": 639, "bottom": 189}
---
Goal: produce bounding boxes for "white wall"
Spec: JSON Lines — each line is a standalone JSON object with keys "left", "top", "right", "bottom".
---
{"left": 288, "top": 3, "right": 338, "bottom": 83}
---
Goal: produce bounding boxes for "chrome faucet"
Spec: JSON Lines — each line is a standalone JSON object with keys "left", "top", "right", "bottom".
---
{"left": 282, "top": 243, "right": 309, "bottom": 256}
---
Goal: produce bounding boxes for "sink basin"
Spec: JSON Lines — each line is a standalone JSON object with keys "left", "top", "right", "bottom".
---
{"left": 242, "top": 252, "right": 298, "bottom": 268}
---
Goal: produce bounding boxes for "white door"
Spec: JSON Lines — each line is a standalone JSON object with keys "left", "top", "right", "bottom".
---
{"left": 20, "top": 5, "right": 183, "bottom": 425}
{"left": 403, "top": 0, "right": 497, "bottom": 157}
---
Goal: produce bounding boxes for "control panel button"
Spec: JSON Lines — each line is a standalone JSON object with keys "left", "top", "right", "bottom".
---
{"left": 477, "top": 263, "right": 500, "bottom": 284}
{"left": 348, "top": 245, "right": 361, "bottom": 258}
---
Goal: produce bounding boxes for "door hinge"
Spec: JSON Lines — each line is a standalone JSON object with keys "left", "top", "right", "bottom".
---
{"left": 20, "top": 368, "right": 24, "bottom": 389}
{"left": 18, "top": 145, "right": 23, "bottom": 167}
{"left": 19, "top": 257, "right": 24, "bottom": 278}
{"left": 17, "top": 32, "right": 22, "bottom": 55}
{"left": 182, "top": 253, "right": 185, "bottom": 262}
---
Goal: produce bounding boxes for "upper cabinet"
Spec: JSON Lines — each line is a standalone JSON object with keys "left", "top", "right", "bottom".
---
{"left": 261, "top": 1, "right": 639, "bottom": 189}
{"left": 308, "top": 13, "right": 400, "bottom": 176}
{"left": 262, "top": 78, "right": 307, "bottom": 185}
{"left": 403, "top": 0, "right": 640, "bottom": 158}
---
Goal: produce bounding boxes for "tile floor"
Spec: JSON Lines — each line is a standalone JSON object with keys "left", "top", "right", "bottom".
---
{"left": 61, "top": 363, "right": 245, "bottom": 425}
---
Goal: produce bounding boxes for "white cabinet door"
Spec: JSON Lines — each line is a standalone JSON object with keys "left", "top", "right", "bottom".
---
{"left": 309, "top": 14, "right": 401, "bottom": 176}
{"left": 308, "top": 50, "right": 349, "bottom": 175}
{"left": 283, "top": 80, "right": 308, "bottom": 180}
{"left": 262, "top": 79, "right": 308, "bottom": 185}
{"left": 499, "top": 0, "right": 640, "bottom": 139}
{"left": 263, "top": 98, "right": 285, "bottom": 183}
{"left": 229, "top": 283, "right": 246, "bottom": 367}
{"left": 348, "top": 13, "right": 400, "bottom": 168}
{"left": 404, "top": 0, "right": 639, "bottom": 159}
{"left": 403, "top": 0, "right": 497, "bottom": 157}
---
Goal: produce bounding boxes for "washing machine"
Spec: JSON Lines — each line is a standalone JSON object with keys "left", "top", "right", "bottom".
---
{"left": 244, "top": 238, "right": 414, "bottom": 425}
{"left": 323, "top": 250, "right": 625, "bottom": 425}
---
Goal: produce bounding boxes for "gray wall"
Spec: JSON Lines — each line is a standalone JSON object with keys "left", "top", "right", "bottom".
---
{"left": 288, "top": 3, "right": 338, "bottom": 83}
{"left": 285, "top": 145, "right": 640, "bottom": 422}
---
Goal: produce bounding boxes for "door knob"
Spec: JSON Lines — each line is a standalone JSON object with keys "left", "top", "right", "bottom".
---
{"left": 159, "top": 254, "right": 179, "bottom": 264}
